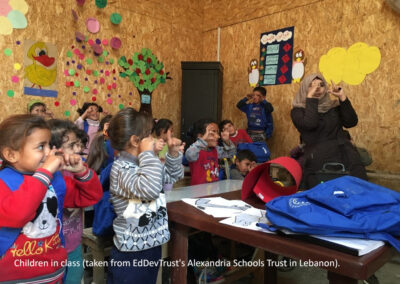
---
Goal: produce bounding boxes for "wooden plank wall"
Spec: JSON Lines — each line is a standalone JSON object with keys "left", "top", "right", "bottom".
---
{"left": 0, "top": 0, "right": 204, "bottom": 134}
{"left": 202, "top": 0, "right": 400, "bottom": 175}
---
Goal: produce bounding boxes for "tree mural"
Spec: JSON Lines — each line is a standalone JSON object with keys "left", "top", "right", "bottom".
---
{"left": 118, "top": 48, "right": 167, "bottom": 114}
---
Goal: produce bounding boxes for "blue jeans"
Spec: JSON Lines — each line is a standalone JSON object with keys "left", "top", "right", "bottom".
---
{"left": 107, "top": 245, "right": 161, "bottom": 284}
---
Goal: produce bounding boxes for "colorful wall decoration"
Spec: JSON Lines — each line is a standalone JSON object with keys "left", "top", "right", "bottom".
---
{"left": 259, "top": 26, "right": 294, "bottom": 86}
{"left": 24, "top": 40, "right": 58, "bottom": 97}
{"left": 0, "top": 0, "right": 28, "bottom": 35}
{"left": 118, "top": 48, "right": 168, "bottom": 115}
{"left": 319, "top": 42, "right": 381, "bottom": 85}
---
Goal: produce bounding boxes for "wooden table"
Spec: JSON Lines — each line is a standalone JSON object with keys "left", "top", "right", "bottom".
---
{"left": 167, "top": 190, "right": 397, "bottom": 284}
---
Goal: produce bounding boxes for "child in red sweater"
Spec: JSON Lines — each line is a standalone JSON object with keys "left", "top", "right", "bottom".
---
{"left": 185, "top": 119, "right": 236, "bottom": 185}
{"left": 0, "top": 115, "right": 102, "bottom": 283}
{"left": 219, "top": 119, "right": 253, "bottom": 146}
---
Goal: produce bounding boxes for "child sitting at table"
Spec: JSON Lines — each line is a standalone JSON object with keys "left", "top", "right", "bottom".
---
{"left": 185, "top": 119, "right": 236, "bottom": 185}
{"left": 219, "top": 119, "right": 253, "bottom": 146}
{"left": 230, "top": 150, "right": 257, "bottom": 180}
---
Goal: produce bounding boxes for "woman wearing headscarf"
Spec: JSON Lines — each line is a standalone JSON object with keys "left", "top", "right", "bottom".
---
{"left": 291, "top": 73, "right": 367, "bottom": 189}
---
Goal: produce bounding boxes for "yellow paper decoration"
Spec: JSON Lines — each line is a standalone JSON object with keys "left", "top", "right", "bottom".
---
{"left": 14, "top": 63, "right": 21, "bottom": 70}
{"left": 319, "top": 42, "right": 381, "bottom": 85}
{"left": 0, "top": 16, "right": 13, "bottom": 35}
{"left": 9, "top": 0, "right": 29, "bottom": 14}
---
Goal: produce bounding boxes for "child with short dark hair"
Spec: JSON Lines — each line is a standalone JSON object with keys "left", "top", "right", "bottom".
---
{"left": 27, "top": 100, "right": 54, "bottom": 119}
{"left": 185, "top": 119, "right": 236, "bottom": 185}
{"left": 0, "top": 115, "right": 102, "bottom": 283}
{"left": 230, "top": 150, "right": 257, "bottom": 180}
{"left": 107, "top": 108, "right": 184, "bottom": 284}
{"left": 219, "top": 119, "right": 252, "bottom": 146}
{"left": 237, "top": 86, "right": 274, "bottom": 142}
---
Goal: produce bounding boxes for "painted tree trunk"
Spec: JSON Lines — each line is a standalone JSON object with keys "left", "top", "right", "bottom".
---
{"left": 138, "top": 89, "right": 152, "bottom": 115}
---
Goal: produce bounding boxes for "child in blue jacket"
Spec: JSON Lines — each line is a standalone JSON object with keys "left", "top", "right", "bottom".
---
{"left": 237, "top": 86, "right": 274, "bottom": 142}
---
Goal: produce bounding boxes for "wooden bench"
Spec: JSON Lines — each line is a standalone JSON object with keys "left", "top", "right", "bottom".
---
{"left": 81, "top": 227, "right": 113, "bottom": 284}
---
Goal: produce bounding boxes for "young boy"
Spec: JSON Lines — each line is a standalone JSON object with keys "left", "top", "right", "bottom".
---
{"left": 219, "top": 120, "right": 252, "bottom": 146}
{"left": 230, "top": 150, "right": 257, "bottom": 180}
{"left": 236, "top": 86, "right": 274, "bottom": 142}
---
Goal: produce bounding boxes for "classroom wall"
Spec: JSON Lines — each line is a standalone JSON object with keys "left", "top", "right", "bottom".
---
{"left": 1, "top": 0, "right": 399, "bottom": 175}
{"left": 0, "top": 0, "right": 203, "bottom": 134}
{"left": 202, "top": 0, "right": 400, "bottom": 174}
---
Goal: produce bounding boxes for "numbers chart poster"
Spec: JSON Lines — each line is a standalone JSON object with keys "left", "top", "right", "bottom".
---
{"left": 259, "top": 27, "right": 294, "bottom": 86}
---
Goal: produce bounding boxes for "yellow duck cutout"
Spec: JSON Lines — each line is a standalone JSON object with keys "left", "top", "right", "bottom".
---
{"left": 25, "top": 42, "right": 57, "bottom": 89}
{"left": 248, "top": 59, "right": 259, "bottom": 87}
{"left": 292, "top": 49, "right": 306, "bottom": 83}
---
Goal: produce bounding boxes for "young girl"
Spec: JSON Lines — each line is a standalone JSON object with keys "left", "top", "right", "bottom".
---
{"left": 47, "top": 119, "right": 89, "bottom": 284}
{"left": 185, "top": 119, "right": 236, "bottom": 185}
{"left": 0, "top": 115, "right": 102, "bottom": 283}
{"left": 153, "top": 118, "right": 173, "bottom": 161}
{"left": 75, "top": 102, "right": 104, "bottom": 154}
{"left": 107, "top": 108, "right": 183, "bottom": 284}
{"left": 87, "top": 115, "right": 114, "bottom": 174}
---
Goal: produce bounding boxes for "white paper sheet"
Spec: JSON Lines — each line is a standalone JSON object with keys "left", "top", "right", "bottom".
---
{"left": 219, "top": 208, "right": 275, "bottom": 234}
{"left": 182, "top": 197, "right": 252, "bottom": 218}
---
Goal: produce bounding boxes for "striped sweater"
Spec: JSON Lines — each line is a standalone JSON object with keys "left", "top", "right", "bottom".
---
{"left": 109, "top": 150, "right": 183, "bottom": 252}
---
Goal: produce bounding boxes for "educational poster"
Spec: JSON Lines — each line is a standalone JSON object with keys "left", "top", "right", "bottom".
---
{"left": 259, "top": 26, "right": 294, "bottom": 86}
{"left": 24, "top": 39, "right": 58, "bottom": 97}
{"left": 319, "top": 42, "right": 381, "bottom": 85}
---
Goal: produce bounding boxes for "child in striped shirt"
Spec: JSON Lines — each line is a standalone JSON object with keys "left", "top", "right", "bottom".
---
{"left": 107, "top": 108, "right": 184, "bottom": 284}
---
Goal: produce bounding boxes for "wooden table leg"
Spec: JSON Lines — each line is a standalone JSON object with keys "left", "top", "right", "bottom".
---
{"left": 264, "top": 252, "right": 277, "bottom": 284}
{"left": 327, "top": 271, "right": 358, "bottom": 284}
{"left": 169, "top": 223, "right": 189, "bottom": 284}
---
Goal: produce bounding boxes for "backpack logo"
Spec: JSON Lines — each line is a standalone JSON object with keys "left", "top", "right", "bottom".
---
{"left": 289, "top": 198, "right": 310, "bottom": 208}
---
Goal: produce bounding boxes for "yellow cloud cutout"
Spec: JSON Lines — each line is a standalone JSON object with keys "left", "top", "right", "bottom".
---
{"left": 319, "top": 42, "right": 381, "bottom": 85}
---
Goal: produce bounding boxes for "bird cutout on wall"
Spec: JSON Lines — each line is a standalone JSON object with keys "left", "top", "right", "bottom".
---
{"left": 292, "top": 49, "right": 306, "bottom": 83}
{"left": 248, "top": 58, "right": 259, "bottom": 87}
{"left": 24, "top": 40, "right": 58, "bottom": 97}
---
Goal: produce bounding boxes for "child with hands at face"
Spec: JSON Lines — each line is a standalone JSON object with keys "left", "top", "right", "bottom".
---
{"left": 185, "top": 119, "right": 236, "bottom": 185}
{"left": 106, "top": 108, "right": 184, "bottom": 284}
{"left": 237, "top": 86, "right": 274, "bottom": 142}
{"left": 75, "top": 102, "right": 109, "bottom": 155}
{"left": 47, "top": 119, "right": 93, "bottom": 284}
{"left": 0, "top": 115, "right": 102, "bottom": 284}
{"left": 230, "top": 150, "right": 258, "bottom": 180}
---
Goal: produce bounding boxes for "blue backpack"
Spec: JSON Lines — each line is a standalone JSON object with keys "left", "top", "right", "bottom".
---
{"left": 237, "top": 142, "right": 270, "bottom": 163}
{"left": 92, "top": 162, "right": 116, "bottom": 237}
{"left": 259, "top": 176, "right": 400, "bottom": 252}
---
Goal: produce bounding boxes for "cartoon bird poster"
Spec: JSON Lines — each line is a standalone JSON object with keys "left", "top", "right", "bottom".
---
{"left": 24, "top": 39, "right": 58, "bottom": 97}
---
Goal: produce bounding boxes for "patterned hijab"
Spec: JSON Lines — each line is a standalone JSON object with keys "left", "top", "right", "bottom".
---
{"left": 292, "top": 73, "right": 339, "bottom": 113}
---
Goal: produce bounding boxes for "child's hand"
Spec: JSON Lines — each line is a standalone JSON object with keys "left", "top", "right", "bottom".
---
{"left": 139, "top": 137, "right": 155, "bottom": 153}
{"left": 246, "top": 93, "right": 254, "bottom": 100}
{"left": 166, "top": 129, "right": 182, "bottom": 157}
{"left": 154, "top": 138, "right": 166, "bottom": 155}
{"left": 307, "top": 81, "right": 320, "bottom": 98}
{"left": 249, "top": 161, "right": 257, "bottom": 172}
{"left": 220, "top": 129, "right": 231, "bottom": 144}
{"left": 62, "top": 153, "right": 85, "bottom": 173}
{"left": 41, "top": 148, "right": 64, "bottom": 174}
{"left": 82, "top": 107, "right": 92, "bottom": 119}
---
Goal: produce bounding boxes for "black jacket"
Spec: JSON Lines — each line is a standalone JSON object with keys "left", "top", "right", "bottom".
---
{"left": 291, "top": 98, "right": 367, "bottom": 188}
